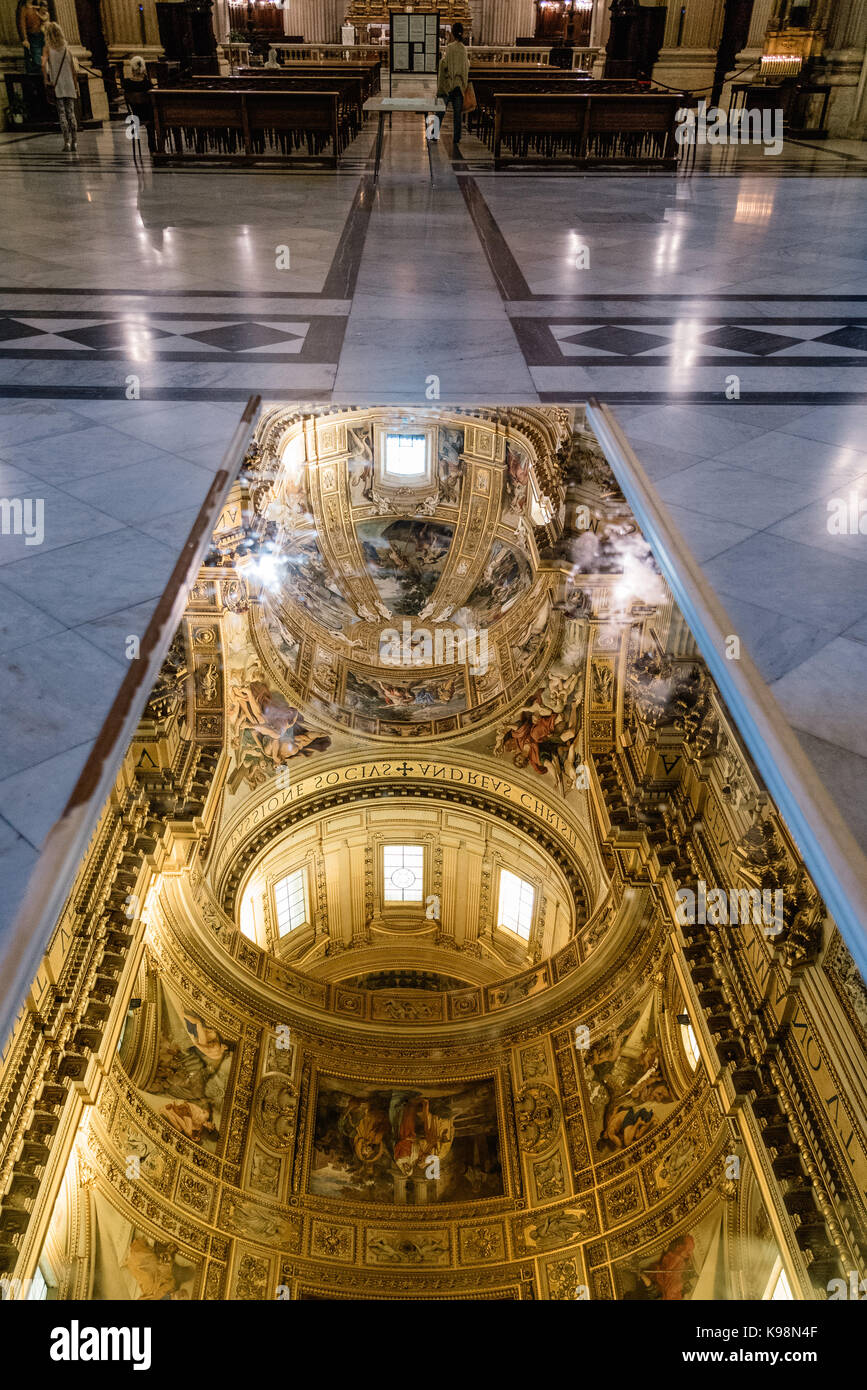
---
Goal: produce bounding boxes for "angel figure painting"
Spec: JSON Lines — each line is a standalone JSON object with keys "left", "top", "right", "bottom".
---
{"left": 347, "top": 423, "right": 375, "bottom": 505}
{"left": 501, "top": 441, "right": 530, "bottom": 526}
{"left": 283, "top": 534, "right": 358, "bottom": 633}
{"left": 90, "top": 1192, "right": 200, "bottom": 1300}
{"left": 494, "top": 666, "right": 583, "bottom": 793}
{"left": 582, "top": 993, "right": 678, "bottom": 1155}
{"left": 620, "top": 1208, "right": 729, "bottom": 1300}
{"left": 437, "top": 426, "right": 465, "bottom": 504}
{"left": 126, "top": 982, "right": 235, "bottom": 1153}
{"left": 310, "top": 1076, "right": 503, "bottom": 1205}
{"left": 227, "top": 662, "right": 331, "bottom": 791}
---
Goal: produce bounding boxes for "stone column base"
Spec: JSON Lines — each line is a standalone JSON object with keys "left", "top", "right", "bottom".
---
{"left": 652, "top": 47, "right": 718, "bottom": 98}
{"left": 816, "top": 49, "right": 867, "bottom": 139}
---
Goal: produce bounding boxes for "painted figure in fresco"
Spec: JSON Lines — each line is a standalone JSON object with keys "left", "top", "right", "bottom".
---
{"left": 583, "top": 1002, "right": 676, "bottom": 1155}
{"left": 145, "top": 1002, "right": 233, "bottom": 1148}
{"left": 503, "top": 442, "right": 530, "bottom": 519}
{"left": 311, "top": 1079, "right": 502, "bottom": 1204}
{"left": 347, "top": 425, "right": 375, "bottom": 504}
{"left": 627, "top": 1233, "right": 697, "bottom": 1301}
{"left": 163, "top": 1098, "right": 217, "bottom": 1144}
{"left": 227, "top": 665, "right": 330, "bottom": 789}
{"left": 437, "top": 428, "right": 465, "bottom": 504}
{"left": 350, "top": 1101, "right": 390, "bottom": 1169}
{"left": 346, "top": 670, "right": 464, "bottom": 722}
{"left": 494, "top": 669, "right": 582, "bottom": 792}
{"left": 123, "top": 1239, "right": 191, "bottom": 1301}
{"left": 360, "top": 519, "right": 453, "bottom": 616}
{"left": 597, "top": 1100, "right": 655, "bottom": 1151}
{"left": 284, "top": 535, "right": 358, "bottom": 633}
{"left": 391, "top": 1094, "right": 454, "bottom": 1178}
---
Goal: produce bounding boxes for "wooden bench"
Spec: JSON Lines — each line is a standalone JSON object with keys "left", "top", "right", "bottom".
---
{"left": 468, "top": 73, "right": 647, "bottom": 147}
{"left": 186, "top": 73, "right": 368, "bottom": 141}
{"left": 151, "top": 88, "right": 343, "bottom": 166}
{"left": 239, "top": 59, "right": 382, "bottom": 103}
{"left": 490, "top": 92, "right": 684, "bottom": 168}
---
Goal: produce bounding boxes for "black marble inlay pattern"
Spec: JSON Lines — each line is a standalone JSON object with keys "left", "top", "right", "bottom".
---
{"left": 696, "top": 326, "right": 801, "bottom": 356}
{"left": 815, "top": 325, "right": 867, "bottom": 352}
{"left": 560, "top": 326, "right": 672, "bottom": 355}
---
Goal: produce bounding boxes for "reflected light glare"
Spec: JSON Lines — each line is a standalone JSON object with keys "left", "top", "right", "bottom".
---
{"left": 668, "top": 318, "right": 705, "bottom": 372}
{"left": 734, "top": 191, "right": 775, "bottom": 224}
{"left": 250, "top": 554, "right": 283, "bottom": 588}
{"left": 653, "top": 226, "right": 682, "bottom": 273}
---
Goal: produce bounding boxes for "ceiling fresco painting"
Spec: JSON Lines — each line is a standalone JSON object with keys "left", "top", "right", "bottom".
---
{"left": 0, "top": 405, "right": 865, "bottom": 1305}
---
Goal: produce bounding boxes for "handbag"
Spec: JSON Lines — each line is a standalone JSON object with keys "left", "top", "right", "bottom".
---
{"left": 463, "top": 81, "right": 476, "bottom": 114}
{"left": 44, "top": 46, "right": 68, "bottom": 108}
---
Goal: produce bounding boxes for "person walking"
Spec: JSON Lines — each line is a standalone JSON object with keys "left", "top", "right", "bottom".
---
{"left": 42, "top": 22, "right": 79, "bottom": 153}
{"left": 437, "top": 20, "right": 469, "bottom": 155}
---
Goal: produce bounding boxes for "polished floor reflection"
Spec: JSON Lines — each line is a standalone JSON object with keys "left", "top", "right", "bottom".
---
{"left": 0, "top": 110, "right": 865, "bottom": 946}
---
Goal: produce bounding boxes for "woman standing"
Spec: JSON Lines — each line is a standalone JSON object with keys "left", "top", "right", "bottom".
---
{"left": 436, "top": 21, "right": 469, "bottom": 155}
{"left": 42, "top": 21, "right": 79, "bottom": 153}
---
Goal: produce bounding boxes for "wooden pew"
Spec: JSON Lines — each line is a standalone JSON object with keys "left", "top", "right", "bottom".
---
{"left": 468, "top": 72, "right": 646, "bottom": 146}
{"left": 240, "top": 59, "right": 382, "bottom": 102}
{"left": 490, "top": 92, "right": 684, "bottom": 168}
{"left": 186, "top": 73, "right": 367, "bottom": 140}
{"left": 151, "top": 88, "right": 343, "bottom": 167}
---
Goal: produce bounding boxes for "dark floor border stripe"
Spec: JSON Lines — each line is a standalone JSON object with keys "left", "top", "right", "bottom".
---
{"left": 0, "top": 349, "right": 322, "bottom": 363}
{"left": 510, "top": 315, "right": 867, "bottom": 325}
{"left": 321, "top": 175, "right": 375, "bottom": 299}
{"left": 512, "top": 292, "right": 867, "bottom": 303}
{"left": 456, "top": 174, "right": 532, "bottom": 300}
{"left": 0, "top": 309, "right": 347, "bottom": 322}
{"left": 0, "top": 385, "right": 329, "bottom": 401}
{"left": 528, "top": 355, "right": 867, "bottom": 367}
{"left": 0, "top": 286, "right": 343, "bottom": 299}
{"left": 538, "top": 390, "right": 867, "bottom": 403}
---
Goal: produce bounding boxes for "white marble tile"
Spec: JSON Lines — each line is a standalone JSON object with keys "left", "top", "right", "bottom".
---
{"left": 0, "top": 630, "right": 126, "bottom": 779}
{"left": 0, "top": 742, "right": 92, "bottom": 847}
{"left": 0, "top": 814, "right": 40, "bottom": 941}
{"left": 656, "top": 502, "right": 756, "bottom": 561}
{"left": 703, "top": 533, "right": 867, "bottom": 632}
{"left": 655, "top": 460, "right": 819, "bottom": 530}
{"left": 772, "top": 637, "right": 867, "bottom": 760}
{"left": 793, "top": 730, "right": 867, "bottom": 853}
{"left": 60, "top": 453, "right": 214, "bottom": 525}
{"left": 0, "top": 527, "right": 180, "bottom": 627}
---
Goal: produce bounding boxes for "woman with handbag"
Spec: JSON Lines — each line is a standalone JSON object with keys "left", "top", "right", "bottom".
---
{"left": 436, "top": 21, "right": 470, "bottom": 155}
{"left": 42, "top": 22, "right": 79, "bottom": 153}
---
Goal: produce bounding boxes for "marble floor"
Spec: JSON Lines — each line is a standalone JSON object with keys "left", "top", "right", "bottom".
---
{"left": 0, "top": 110, "right": 866, "bottom": 941}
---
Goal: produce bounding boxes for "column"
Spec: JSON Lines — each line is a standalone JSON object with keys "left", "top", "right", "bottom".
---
{"left": 821, "top": 0, "right": 867, "bottom": 137}
{"left": 101, "top": 0, "right": 162, "bottom": 56}
{"left": 653, "top": 0, "right": 726, "bottom": 97}
{"left": 719, "top": 0, "right": 774, "bottom": 109}
{"left": 474, "top": 0, "right": 534, "bottom": 47}
{"left": 289, "top": 0, "right": 340, "bottom": 42}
